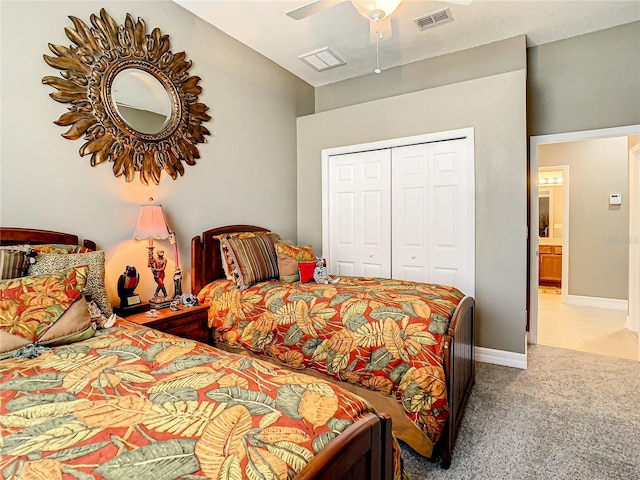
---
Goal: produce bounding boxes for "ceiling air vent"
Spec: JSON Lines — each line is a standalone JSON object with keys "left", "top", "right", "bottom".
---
{"left": 299, "top": 47, "right": 346, "bottom": 72}
{"left": 414, "top": 8, "right": 453, "bottom": 31}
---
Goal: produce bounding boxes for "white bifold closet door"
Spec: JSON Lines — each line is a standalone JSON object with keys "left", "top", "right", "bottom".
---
{"left": 391, "top": 139, "right": 473, "bottom": 294}
{"left": 327, "top": 149, "right": 391, "bottom": 277}
{"left": 326, "top": 137, "right": 473, "bottom": 295}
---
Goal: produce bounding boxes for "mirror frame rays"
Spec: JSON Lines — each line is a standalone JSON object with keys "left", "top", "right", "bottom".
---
{"left": 43, "top": 8, "right": 211, "bottom": 185}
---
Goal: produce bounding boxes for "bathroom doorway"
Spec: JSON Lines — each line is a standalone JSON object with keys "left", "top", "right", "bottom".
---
{"left": 537, "top": 166, "right": 567, "bottom": 293}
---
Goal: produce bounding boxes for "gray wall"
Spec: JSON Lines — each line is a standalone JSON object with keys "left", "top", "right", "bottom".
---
{"left": 316, "top": 35, "right": 526, "bottom": 112}
{"left": 540, "top": 137, "right": 629, "bottom": 300}
{"left": 0, "top": 0, "right": 314, "bottom": 302}
{"left": 298, "top": 37, "right": 528, "bottom": 355}
{"left": 528, "top": 21, "right": 640, "bottom": 136}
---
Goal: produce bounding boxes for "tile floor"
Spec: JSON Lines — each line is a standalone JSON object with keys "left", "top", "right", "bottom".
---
{"left": 537, "top": 288, "right": 639, "bottom": 361}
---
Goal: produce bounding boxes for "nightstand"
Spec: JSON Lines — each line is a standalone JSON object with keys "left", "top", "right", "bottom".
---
{"left": 124, "top": 304, "right": 209, "bottom": 343}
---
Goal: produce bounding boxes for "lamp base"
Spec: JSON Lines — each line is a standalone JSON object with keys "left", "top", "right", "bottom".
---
{"left": 149, "top": 297, "right": 173, "bottom": 309}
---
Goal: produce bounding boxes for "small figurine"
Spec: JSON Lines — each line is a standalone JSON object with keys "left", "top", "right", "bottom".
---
{"left": 313, "top": 257, "right": 332, "bottom": 284}
{"left": 181, "top": 293, "right": 198, "bottom": 307}
{"left": 149, "top": 249, "right": 168, "bottom": 298}
{"left": 169, "top": 231, "right": 183, "bottom": 299}
{"left": 117, "top": 265, "right": 141, "bottom": 308}
{"left": 173, "top": 267, "right": 183, "bottom": 299}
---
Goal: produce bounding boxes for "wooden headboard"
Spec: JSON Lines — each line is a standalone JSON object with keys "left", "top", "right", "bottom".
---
{"left": 190, "top": 225, "right": 269, "bottom": 295}
{"left": 0, "top": 227, "right": 96, "bottom": 250}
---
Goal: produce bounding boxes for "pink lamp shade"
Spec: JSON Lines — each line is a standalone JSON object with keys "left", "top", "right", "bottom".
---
{"left": 133, "top": 205, "right": 170, "bottom": 242}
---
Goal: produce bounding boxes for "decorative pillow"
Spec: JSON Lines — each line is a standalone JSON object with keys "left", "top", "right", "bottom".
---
{"left": 0, "top": 249, "right": 30, "bottom": 279}
{"left": 1, "top": 243, "right": 92, "bottom": 278}
{"left": 0, "top": 297, "right": 95, "bottom": 358}
{"left": 214, "top": 231, "right": 276, "bottom": 280}
{"left": 275, "top": 243, "right": 315, "bottom": 282}
{"left": 0, "top": 265, "right": 89, "bottom": 344}
{"left": 298, "top": 261, "right": 317, "bottom": 283}
{"left": 28, "top": 251, "right": 112, "bottom": 317}
{"left": 223, "top": 233, "right": 280, "bottom": 290}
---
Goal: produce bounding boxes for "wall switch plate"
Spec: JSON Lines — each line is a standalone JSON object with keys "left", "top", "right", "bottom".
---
{"left": 609, "top": 193, "right": 622, "bottom": 205}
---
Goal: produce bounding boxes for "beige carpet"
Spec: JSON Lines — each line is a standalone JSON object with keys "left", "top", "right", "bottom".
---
{"left": 402, "top": 345, "right": 640, "bottom": 479}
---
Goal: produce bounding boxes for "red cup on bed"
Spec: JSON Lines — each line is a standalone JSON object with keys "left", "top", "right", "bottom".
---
{"left": 298, "top": 261, "right": 316, "bottom": 283}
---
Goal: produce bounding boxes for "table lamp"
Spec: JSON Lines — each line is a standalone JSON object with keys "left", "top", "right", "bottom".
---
{"left": 133, "top": 198, "right": 182, "bottom": 308}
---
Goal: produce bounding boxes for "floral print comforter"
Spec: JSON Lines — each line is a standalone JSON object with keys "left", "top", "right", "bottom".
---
{"left": 198, "top": 276, "right": 465, "bottom": 447}
{"left": 0, "top": 320, "right": 399, "bottom": 479}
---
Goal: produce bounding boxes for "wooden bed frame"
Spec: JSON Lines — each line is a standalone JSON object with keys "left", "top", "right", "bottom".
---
{"left": 192, "top": 225, "right": 476, "bottom": 469}
{"left": 0, "top": 227, "right": 96, "bottom": 250}
{"left": 1, "top": 226, "right": 393, "bottom": 480}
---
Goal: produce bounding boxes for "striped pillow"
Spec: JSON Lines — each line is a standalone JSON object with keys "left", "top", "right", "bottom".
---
{"left": 224, "top": 233, "right": 280, "bottom": 289}
{"left": 214, "top": 231, "right": 276, "bottom": 281}
{"left": 0, "top": 249, "right": 29, "bottom": 280}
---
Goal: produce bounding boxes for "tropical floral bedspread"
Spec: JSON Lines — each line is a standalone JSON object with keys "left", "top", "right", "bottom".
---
{"left": 198, "top": 276, "right": 465, "bottom": 447}
{"left": 0, "top": 320, "right": 400, "bottom": 480}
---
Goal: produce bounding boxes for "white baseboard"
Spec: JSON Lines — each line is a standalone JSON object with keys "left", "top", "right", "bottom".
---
{"left": 565, "top": 294, "right": 628, "bottom": 311}
{"left": 475, "top": 346, "right": 527, "bottom": 369}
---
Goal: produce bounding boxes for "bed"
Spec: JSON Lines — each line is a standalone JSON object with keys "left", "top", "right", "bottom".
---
{"left": 191, "top": 225, "right": 476, "bottom": 469}
{"left": 0, "top": 227, "right": 400, "bottom": 480}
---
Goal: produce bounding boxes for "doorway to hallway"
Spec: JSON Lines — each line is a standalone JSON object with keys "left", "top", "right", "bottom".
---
{"left": 529, "top": 125, "right": 640, "bottom": 361}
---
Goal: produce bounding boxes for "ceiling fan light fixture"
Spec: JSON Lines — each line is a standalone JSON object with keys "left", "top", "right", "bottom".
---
{"left": 369, "top": 9, "right": 385, "bottom": 21}
{"left": 352, "top": 0, "right": 403, "bottom": 21}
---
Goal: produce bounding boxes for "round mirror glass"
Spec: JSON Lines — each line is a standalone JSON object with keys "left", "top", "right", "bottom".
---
{"left": 111, "top": 68, "right": 172, "bottom": 135}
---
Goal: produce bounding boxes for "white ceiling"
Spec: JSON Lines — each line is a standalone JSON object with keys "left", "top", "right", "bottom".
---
{"left": 173, "top": 0, "right": 640, "bottom": 87}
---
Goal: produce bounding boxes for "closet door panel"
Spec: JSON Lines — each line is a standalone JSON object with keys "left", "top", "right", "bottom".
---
{"left": 335, "top": 192, "right": 354, "bottom": 244}
{"left": 328, "top": 150, "right": 391, "bottom": 277}
{"left": 335, "top": 261, "right": 355, "bottom": 276}
{"left": 392, "top": 144, "right": 429, "bottom": 282}
{"left": 392, "top": 139, "right": 473, "bottom": 294}
{"left": 428, "top": 139, "right": 473, "bottom": 294}
{"left": 432, "top": 267, "right": 458, "bottom": 289}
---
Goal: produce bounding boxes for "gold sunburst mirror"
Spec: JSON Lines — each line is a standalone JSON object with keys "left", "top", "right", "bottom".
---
{"left": 43, "top": 8, "right": 211, "bottom": 185}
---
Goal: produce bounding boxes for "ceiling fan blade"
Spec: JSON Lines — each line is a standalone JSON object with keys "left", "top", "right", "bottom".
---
{"left": 369, "top": 16, "right": 392, "bottom": 43}
{"left": 285, "top": 0, "right": 344, "bottom": 20}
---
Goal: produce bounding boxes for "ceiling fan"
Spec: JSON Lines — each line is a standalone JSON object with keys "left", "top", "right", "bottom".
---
{"left": 286, "top": 0, "right": 472, "bottom": 42}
